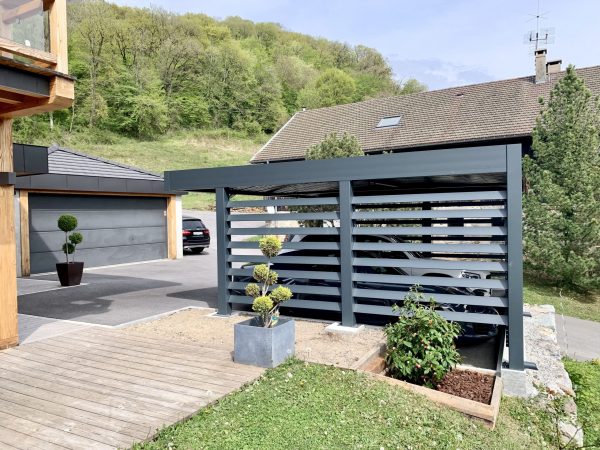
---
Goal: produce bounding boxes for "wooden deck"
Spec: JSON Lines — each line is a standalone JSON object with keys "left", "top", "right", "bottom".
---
{"left": 0, "top": 326, "right": 264, "bottom": 449}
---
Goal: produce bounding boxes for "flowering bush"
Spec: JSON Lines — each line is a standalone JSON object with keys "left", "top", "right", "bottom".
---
{"left": 384, "top": 285, "right": 461, "bottom": 388}
{"left": 246, "top": 236, "right": 293, "bottom": 327}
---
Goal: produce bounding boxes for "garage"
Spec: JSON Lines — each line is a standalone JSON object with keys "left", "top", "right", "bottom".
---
{"left": 15, "top": 146, "right": 182, "bottom": 276}
{"left": 28, "top": 194, "right": 168, "bottom": 274}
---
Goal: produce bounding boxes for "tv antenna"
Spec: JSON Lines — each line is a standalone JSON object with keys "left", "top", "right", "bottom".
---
{"left": 523, "top": 0, "right": 555, "bottom": 52}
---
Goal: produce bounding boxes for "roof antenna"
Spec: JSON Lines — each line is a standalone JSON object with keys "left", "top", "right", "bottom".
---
{"left": 524, "top": 0, "right": 555, "bottom": 52}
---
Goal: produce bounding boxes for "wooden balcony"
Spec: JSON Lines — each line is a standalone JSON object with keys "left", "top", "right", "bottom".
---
{"left": 0, "top": 0, "right": 74, "bottom": 117}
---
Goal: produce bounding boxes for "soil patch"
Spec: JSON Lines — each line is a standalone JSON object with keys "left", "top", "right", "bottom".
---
{"left": 123, "top": 308, "right": 384, "bottom": 368}
{"left": 436, "top": 369, "right": 495, "bottom": 404}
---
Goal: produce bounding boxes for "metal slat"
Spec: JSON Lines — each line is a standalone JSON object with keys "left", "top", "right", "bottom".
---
{"left": 352, "top": 288, "right": 509, "bottom": 308}
{"left": 229, "top": 241, "right": 340, "bottom": 250}
{"left": 352, "top": 257, "right": 507, "bottom": 272}
{"left": 229, "top": 268, "right": 341, "bottom": 281}
{"left": 352, "top": 191, "right": 507, "bottom": 205}
{"left": 228, "top": 212, "right": 339, "bottom": 222}
{"left": 229, "top": 227, "right": 339, "bottom": 236}
{"left": 353, "top": 209, "right": 506, "bottom": 220}
{"left": 229, "top": 295, "right": 342, "bottom": 312}
{"left": 353, "top": 226, "right": 507, "bottom": 236}
{"left": 228, "top": 197, "right": 339, "bottom": 208}
{"left": 228, "top": 282, "right": 340, "bottom": 296}
{"left": 228, "top": 255, "right": 341, "bottom": 265}
{"left": 353, "top": 242, "right": 507, "bottom": 254}
{"left": 353, "top": 273, "right": 507, "bottom": 289}
{"left": 353, "top": 304, "right": 508, "bottom": 326}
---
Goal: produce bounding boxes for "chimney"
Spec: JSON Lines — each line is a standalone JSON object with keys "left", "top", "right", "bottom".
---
{"left": 535, "top": 49, "right": 547, "bottom": 83}
{"left": 546, "top": 59, "right": 562, "bottom": 74}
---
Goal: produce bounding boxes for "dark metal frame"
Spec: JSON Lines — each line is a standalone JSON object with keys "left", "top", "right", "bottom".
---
{"left": 166, "top": 144, "right": 524, "bottom": 370}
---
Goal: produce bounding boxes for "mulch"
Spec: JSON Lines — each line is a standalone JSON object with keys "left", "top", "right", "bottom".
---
{"left": 436, "top": 369, "right": 495, "bottom": 404}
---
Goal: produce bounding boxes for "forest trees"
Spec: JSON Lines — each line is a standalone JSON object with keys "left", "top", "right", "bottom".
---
{"left": 14, "top": 1, "right": 424, "bottom": 143}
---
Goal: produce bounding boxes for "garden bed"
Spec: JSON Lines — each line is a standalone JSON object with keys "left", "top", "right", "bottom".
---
{"left": 355, "top": 344, "right": 502, "bottom": 428}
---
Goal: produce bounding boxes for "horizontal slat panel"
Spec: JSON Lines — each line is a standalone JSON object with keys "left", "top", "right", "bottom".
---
{"left": 228, "top": 255, "right": 341, "bottom": 265}
{"left": 228, "top": 282, "right": 340, "bottom": 296}
{"left": 229, "top": 227, "right": 339, "bottom": 236}
{"left": 353, "top": 288, "right": 508, "bottom": 308}
{"left": 353, "top": 273, "right": 507, "bottom": 289}
{"left": 353, "top": 209, "right": 506, "bottom": 220}
{"left": 228, "top": 197, "right": 339, "bottom": 207}
{"left": 353, "top": 226, "right": 506, "bottom": 236}
{"left": 229, "top": 295, "right": 341, "bottom": 312}
{"left": 353, "top": 304, "right": 508, "bottom": 326}
{"left": 353, "top": 242, "right": 507, "bottom": 254}
{"left": 353, "top": 257, "right": 507, "bottom": 272}
{"left": 229, "top": 212, "right": 339, "bottom": 222}
{"left": 229, "top": 268, "right": 341, "bottom": 281}
{"left": 352, "top": 191, "right": 507, "bottom": 205}
{"left": 229, "top": 241, "right": 340, "bottom": 250}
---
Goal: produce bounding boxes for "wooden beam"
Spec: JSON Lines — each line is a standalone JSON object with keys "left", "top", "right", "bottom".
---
{"left": 0, "top": 36, "right": 56, "bottom": 66}
{"left": 166, "top": 195, "right": 177, "bottom": 259}
{"left": 0, "top": 118, "right": 18, "bottom": 349}
{"left": 19, "top": 190, "right": 30, "bottom": 277}
{"left": 48, "top": 0, "right": 67, "bottom": 73}
{"left": 0, "top": 90, "right": 25, "bottom": 104}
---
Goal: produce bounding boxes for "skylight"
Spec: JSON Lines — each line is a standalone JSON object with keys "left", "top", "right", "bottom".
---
{"left": 376, "top": 116, "right": 401, "bottom": 128}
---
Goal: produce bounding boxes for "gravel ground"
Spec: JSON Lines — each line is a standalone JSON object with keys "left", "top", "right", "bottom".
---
{"left": 124, "top": 308, "right": 384, "bottom": 368}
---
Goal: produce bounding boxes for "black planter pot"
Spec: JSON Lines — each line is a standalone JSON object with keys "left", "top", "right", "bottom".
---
{"left": 56, "top": 262, "right": 84, "bottom": 286}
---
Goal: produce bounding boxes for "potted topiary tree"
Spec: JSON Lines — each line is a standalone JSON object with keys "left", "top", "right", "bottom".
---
{"left": 55, "top": 214, "right": 84, "bottom": 286}
{"left": 234, "top": 235, "right": 294, "bottom": 368}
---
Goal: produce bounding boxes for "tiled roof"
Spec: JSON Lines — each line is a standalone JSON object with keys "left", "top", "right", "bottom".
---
{"left": 48, "top": 146, "right": 163, "bottom": 181}
{"left": 251, "top": 65, "right": 600, "bottom": 163}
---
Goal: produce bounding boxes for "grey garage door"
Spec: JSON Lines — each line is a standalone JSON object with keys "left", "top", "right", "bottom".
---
{"left": 29, "top": 194, "right": 167, "bottom": 274}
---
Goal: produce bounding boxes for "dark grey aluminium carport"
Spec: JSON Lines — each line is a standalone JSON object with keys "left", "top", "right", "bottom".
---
{"left": 165, "top": 144, "right": 525, "bottom": 371}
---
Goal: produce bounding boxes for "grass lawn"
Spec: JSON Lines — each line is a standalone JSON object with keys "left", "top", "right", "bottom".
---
{"left": 524, "top": 277, "right": 600, "bottom": 323}
{"left": 51, "top": 129, "right": 266, "bottom": 211}
{"left": 136, "top": 360, "right": 557, "bottom": 450}
{"left": 563, "top": 358, "right": 600, "bottom": 446}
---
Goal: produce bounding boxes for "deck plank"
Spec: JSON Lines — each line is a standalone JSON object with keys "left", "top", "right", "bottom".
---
{"left": 0, "top": 326, "right": 264, "bottom": 449}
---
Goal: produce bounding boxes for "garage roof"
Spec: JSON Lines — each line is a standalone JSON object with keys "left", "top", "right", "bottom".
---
{"left": 48, "top": 146, "right": 162, "bottom": 181}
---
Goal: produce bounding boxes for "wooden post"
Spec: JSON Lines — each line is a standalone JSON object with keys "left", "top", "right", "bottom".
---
{"left": 19, "top": 190, "right": 30, "bottom": 277}
{"left": 166, "top": 195, "right": 177, "bottom": 259}
{"left": 0, "top": 118, "right": 18, "bottom": 349}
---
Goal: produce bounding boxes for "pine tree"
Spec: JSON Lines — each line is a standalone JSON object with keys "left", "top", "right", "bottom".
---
{"left": 523, "top": 65, "right": 600, "bottom": 290}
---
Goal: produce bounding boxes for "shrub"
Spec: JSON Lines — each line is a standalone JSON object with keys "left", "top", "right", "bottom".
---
{"left": 245, "top": 236, "right": 292, "bottom": 327}
{"left": 384, "top": 286, "right": 461, "bottom": 388}
{"left": 57, "top": 214, "right": 84, "bottom": 263}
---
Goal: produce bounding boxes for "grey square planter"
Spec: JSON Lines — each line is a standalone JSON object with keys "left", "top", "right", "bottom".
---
{"left": 234, "top": 317, "right": 295, "bottom": 368}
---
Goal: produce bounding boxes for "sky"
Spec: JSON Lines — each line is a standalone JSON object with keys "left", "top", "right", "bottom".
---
{"left": 112, "top": 0, "right": 600, "bottom": 90}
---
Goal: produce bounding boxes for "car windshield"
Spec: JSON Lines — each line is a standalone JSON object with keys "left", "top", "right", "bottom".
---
{"left": 183, "top": 220, "right": 205, "bottom": 230}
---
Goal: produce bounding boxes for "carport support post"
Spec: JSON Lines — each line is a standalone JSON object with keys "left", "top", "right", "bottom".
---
{"left": 338, "top": 180, "right": 356, "bottom": 327}
{"left": 506, "top": 144, "right": 524, "bottom": 370}
{"left": 0, "top": 118, "right": 18, "bottom": 349}
{"left": 215, "top": 187, "right": 232, "bottom": 316}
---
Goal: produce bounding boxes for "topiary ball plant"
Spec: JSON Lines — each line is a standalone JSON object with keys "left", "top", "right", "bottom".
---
{"left": 245, "top": 235, "right": 293, "bottom": 327}
{"left": 384, "top": 285, "right": 461, "bottom": 388}
{"left": 57, "top": 214, "right": 84, "bottom": 263}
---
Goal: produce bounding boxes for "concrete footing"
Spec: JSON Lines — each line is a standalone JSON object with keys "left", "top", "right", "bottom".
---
{"left": 501, "top": 368, "right": 528, "bottom": 397}
{"left": 325, "top": 322, "right": 365, "bottom": 335}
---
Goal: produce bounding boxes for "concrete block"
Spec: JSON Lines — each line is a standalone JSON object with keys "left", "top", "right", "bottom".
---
{"left": 501, "top": 368, "right": 528, "bottom": 397}
{"left": 325, "top": 322, "right": 365, "bottom": 335}
{"left": 234, "top": 318, "right": 295, "bottom": 368}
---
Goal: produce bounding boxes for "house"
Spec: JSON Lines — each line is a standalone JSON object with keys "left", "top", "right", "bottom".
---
{"left": 14, "top": 145, "right": 183, "bottom": 276}
{"left": 252, "top": 51, "right": 600, "bottom": 164}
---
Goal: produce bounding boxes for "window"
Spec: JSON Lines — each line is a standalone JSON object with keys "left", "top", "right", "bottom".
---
{"left": 376, "top": 116, "right": 401, "bottom": 128}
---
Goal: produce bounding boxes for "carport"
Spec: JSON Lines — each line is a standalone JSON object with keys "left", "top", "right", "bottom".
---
{"left": 165, "top": 144, "right": 525, "bottom": 371}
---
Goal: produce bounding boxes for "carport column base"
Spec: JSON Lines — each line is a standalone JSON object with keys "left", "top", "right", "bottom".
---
{"left": 501, "top": 368, "right": 527, "bottom": 397}
{"left": 325, "top": 322, "right": 365, "bottom": 335}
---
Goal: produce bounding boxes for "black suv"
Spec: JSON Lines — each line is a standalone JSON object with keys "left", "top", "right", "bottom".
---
{"left": 182, "top": 217, "right": 210, "bottom": 253}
